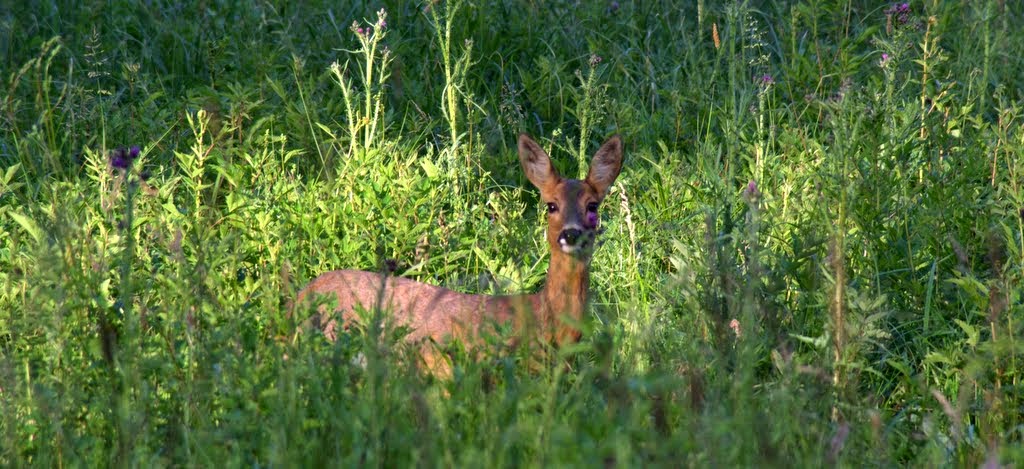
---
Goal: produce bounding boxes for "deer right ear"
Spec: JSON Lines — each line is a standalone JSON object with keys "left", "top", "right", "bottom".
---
{"left": 586, "top": 135, "right": 623, "bottom": 197}
{"left": 518, "top": 134, "right": 560, "bottom": 191}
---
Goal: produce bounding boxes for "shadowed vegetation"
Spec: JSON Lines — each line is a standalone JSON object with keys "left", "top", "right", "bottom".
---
{"left": 1, "top": 0, "right": 1022, "bottom": 466}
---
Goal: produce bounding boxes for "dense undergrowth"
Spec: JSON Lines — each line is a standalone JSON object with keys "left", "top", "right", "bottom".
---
{"left": 1, "top": 0, "right": 1022, "bottom": 466}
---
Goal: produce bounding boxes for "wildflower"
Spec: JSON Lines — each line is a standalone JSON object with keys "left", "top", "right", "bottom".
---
{"left": 729, "top": 319, "right": 741, "bottom": 338}
{"left": 608, "top": 1, "right": 619, "bottom": 14}
{"left": 879, "top": 52, "right": 891, "bottom": 67}
{"left": 744, "top": 180, "right": 760, "bottom": 204}
{"left": 589, "top": 54, "right": 603, "bottom": 67}
{"left": 886, "top": 2, "right": 911, "bottom": 26}
{"left": 757, "top": 73, "right": 774, "bottom": 86}
{"left": 110, "top": 148, "right": 129, "bottom": 169}
{"left": 110, "top": 146, "right": 140, "bottom": 170}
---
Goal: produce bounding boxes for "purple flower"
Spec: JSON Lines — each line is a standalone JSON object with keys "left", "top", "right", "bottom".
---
{"left": 110, "top": 147, "right": 134, "bottom": 169}
{"left": 608, "top": 1, "right": 620, "bottom": 13}
{"left": 744, "top": 180, "right": 761, "bottom": 200}
{"left": 110, "top": 145, "right": 141, "bottom": 170}
{"left": 756, "top": 74, "right": 774, "bottom": 86}
{"left": 589, "top": 54, "right": 603, "bottom": 67}
{"left": 110, "top": 150, "right": 129, "bottom": 169}
{"left": 886, "top": 2, "right": 911, "bottom": 25}
{"left": 879, "top": 53, "right": 891, "bottom": 67}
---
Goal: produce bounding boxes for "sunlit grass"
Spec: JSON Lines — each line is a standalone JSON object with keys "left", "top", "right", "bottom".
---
{"left": 1, "top": 0, "right": 1022, "bottom": 466}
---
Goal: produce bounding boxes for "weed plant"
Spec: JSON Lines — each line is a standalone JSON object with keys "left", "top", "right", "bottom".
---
{"left": 1, "top": 0, "right": 1022, "bottom": 466}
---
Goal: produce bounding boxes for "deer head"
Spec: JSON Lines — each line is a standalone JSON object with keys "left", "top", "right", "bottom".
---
{"left": 518, "top": 134, "right": 624, "bottom": 262}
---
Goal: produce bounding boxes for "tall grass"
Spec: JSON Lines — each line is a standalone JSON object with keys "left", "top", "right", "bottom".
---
{"left": 1, "top": 0, "right": 1022, "bottom": 466}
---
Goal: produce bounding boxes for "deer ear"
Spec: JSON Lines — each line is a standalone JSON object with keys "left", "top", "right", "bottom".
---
{"left": 518, "top": 134, "right": 560, "bottom": 191}
{"left": 586, "top": 135, "right": 623, "bottom": 197}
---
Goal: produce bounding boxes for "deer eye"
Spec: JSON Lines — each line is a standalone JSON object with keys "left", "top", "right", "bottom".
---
{"left": 546, "top": 202, "right": 558, "bottom": 213}
{"left": 586, "top": 202, "right": 599, "bottom": 213}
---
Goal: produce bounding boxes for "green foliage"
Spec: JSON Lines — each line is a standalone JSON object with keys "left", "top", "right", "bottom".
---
{"left": 2, "top": 0, "right": 1023, "bottom": 466}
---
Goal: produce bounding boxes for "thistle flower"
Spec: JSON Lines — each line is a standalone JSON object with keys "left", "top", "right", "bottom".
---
{"left": 110, "top": 146, "right": 140, "bottom": 170}
{"left": 886, "top": 2, "right": 911, "bottom": 26}
{"left": 110, "top": 148, "right": 128, "bottom": 169}
{"left": 744, "top": 180, "right": 760, "bottom": 201}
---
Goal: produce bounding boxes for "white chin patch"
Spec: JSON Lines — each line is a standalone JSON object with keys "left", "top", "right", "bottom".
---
{"left": 559, "top": 239, "right": 587, "bottom": 254}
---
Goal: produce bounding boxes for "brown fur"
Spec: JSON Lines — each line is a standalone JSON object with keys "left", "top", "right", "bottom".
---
{"left": 295, "top": 134, "right": 624, "bottom": 373}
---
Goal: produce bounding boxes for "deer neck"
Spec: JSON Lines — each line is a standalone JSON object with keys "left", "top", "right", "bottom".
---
{"left": 537, "top": 250, "right": 590, "bottom": 343}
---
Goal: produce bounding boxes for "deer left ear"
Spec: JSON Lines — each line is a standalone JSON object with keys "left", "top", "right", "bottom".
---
{"left": 519, "top": 134, "right": 561, "bottom": 192}
{"left": 586, "top": 135, "right": 623, "bottom": 197}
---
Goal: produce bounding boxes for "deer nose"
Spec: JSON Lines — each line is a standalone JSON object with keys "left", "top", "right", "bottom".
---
{"left": 559, "top": 228, "right": 583, "bottom": 246}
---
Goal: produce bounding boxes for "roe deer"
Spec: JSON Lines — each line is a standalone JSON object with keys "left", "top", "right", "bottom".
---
{"left": 295, "top": 134, "right": 624, "bottom": 372}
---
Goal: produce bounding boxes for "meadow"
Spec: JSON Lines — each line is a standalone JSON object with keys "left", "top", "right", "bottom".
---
{"left": 1, "top": 0, "right": 1022, "bottom": 466}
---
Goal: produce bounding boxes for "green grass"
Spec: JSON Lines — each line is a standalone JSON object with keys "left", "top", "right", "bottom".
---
{"left": 2, "top": 0, "right": 1022, "bottom": 466}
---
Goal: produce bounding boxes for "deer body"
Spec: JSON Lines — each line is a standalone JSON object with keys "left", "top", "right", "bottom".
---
{"left": 295, "top": 134, "right": 623, "bottom": 370}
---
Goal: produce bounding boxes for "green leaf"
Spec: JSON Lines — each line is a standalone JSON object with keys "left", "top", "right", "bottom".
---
{"left": 8, "top": 211, "right": 43, "bottom": 244}
{"left": 954, "top": 319, "right": 979, "bottom": 349}
{"left": 790, "top": 332, "right": 828, "bottom": 349}
{"left": 421, "top": 159, "right": 440, "bottom": 180}
{"left": 886, "top": 358, "right": 913, "bottom": 378}
{"left": 923, "top": 351, "right": 957, "bottom": 366}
